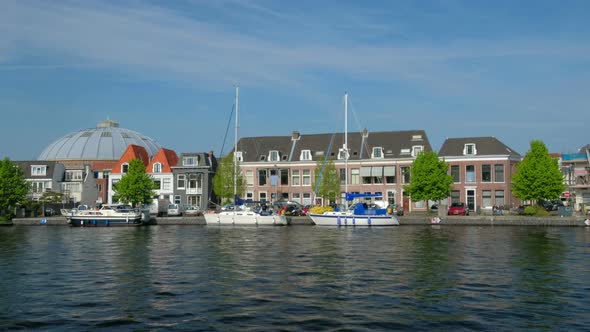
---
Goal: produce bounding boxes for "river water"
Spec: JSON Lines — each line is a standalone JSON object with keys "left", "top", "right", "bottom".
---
{"left": 1, "top": 225, "right": 589, "bottom": 331}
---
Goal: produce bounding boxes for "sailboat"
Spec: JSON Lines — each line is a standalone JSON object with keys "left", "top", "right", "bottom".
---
{"left": 308, "top": 93, "right": 400, "bottom": 226}
{"left": 204, "top": 86, "right": 287, "bottom": 226}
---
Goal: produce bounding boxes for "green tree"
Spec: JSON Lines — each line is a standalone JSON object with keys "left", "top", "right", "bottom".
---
{"left": 0, "top": 158, "right": 30, "bottom": 220}
{"left": 212, "top": 153, "right": 245, "bottom": 205}
{"left": 313, "top": 159, "right": 340, "bottom": 204}
{"left": 404, "top": 151, "right": 453, "bottom": 208}
{"left": 512, "top": 140, "right": 565, "bottom": 204}
{"left": 112, "top": 159, "right": 156, "bottom": 207}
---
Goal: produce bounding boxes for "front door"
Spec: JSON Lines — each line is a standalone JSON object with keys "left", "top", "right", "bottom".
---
{"left": 467, "top": 189, "right": 476, "bottom": 211}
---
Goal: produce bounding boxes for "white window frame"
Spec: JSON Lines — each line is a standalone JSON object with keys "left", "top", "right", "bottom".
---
{"left": 411, "top": 145, "right": 424, "bottom": 157}
{"left": 153, "top": 162, "right": 162, "bottom": 173}
{"left": 121, "top": 163, "right": 129, "bottom": 173}
{"left": 302, "top": 169, "right": 311, "bottom": 186}
{"left": 31, "top": 165, "right": 47, "bottom": 176}
{"left": 292, "top": 170, "right": 300, "bottom": 186}
{"left": 463, "top": 143, "right": 477, "bottom": 156}
{"left": 162, "top": 178, "right": 171, "bottom": 191}
{"left": 246, "top": 170, "right": 254, "bottom": 186}
{"left": 372, "top": 147, "right": 383, "bottom": 159}
{"left": 268, "top": 150, "right": 280, "bottom": 162}
{"left": 300, "top": 150, "right": 312, "bottom": 161}
{"left": 183, "top": 156, "right": 198, "bottom": 166}
{"left": 338, "top": 148, "right": 349, "bottom": 160}
{"left": 177, "top": 174, "right": 186, "bottom": 189}
{"left": 235, "top": 151, "right": 243, "bottom": 162}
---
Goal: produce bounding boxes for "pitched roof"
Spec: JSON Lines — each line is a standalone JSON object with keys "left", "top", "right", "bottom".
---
{"left": 13, "top": 160, "right": 58, "bottom": 178}
{"left": 235, "top": 129, "right": 432, "bottom": 162}
{"left": 438, "top": 137, "right": 521, "bottom": 158}
{"left": 147, "top": 148, "right": 179, "bottom": 173}
{"left": 111, "top": 144, "right": 150, "bottom": 174}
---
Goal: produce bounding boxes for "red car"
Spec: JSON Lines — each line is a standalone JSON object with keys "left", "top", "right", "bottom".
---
{"left": 448, "top": 202, "right": 469, "bottom": 216}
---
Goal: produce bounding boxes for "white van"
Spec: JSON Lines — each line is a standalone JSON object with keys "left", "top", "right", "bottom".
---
{"left": 167, "top": 203, "right": 183, "bottom": 216}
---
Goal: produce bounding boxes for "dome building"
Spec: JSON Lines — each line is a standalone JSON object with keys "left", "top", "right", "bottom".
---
{"left": 38, "top": 119, "right": 161, "bottom": 163}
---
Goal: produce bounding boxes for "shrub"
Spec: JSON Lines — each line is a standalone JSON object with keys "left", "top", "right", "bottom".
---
{"left": 310, "top": 206, "right": 334, "bottom": 214}
{"left": 535, "top": 207, "right": 549, "bottom": 217}
{"left": 523, "top": 206, "right": 537, "bottom": 215}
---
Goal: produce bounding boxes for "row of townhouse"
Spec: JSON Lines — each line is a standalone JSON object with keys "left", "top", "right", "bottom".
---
{"left": 18, "top": 129, "right": 586, "bottom": 214}
{"left": 234, "top": 130, "right": 522, "bottom": 213}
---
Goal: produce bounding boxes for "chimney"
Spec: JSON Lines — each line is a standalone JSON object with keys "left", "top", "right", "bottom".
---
{"left": 292, "top": 131, "right": 300, "bottom": 140}
{"left": 362, "top": 128, "right": 369, "bottom": 138}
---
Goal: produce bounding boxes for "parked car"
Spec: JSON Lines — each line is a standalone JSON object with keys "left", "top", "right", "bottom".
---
{"left": 540, "top": 200, "right": 564, "bottom": 212}
{"left": 447, "top": 202, "right": 469, "bottom": 216}
{"left": 44, "top": 207, "right": 55, "bottom": 216}
{"left": 184, "top": 205, "right": 203, "bottom": 216}
{"left": 273, "top": 201, "right": 303, "bottom": 216}
{"left": 430, "top": 204, "right": 439, "bottom": 212}
{"left": 167, "top": 203, "right": 183, "bottom": 216}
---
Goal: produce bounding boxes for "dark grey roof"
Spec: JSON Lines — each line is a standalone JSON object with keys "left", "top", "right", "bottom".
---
{"left": 174, "top": 152, "right": 216, "bottom": 167}
{"left": 438, "top": 137, "right": 521, "bottom": 157}
{"left": 236, "top": 129, "right": 432, "bottom": 162}
{"left": 14, "top": 160, "right": 58, "bottom": 178}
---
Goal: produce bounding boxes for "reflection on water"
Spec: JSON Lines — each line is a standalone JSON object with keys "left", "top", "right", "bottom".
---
{"left": 0, "top": 226, "right": 589, "bottom": 331}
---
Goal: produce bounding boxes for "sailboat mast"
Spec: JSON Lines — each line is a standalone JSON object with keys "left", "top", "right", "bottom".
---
{"left": 344, "top": 92, "right": 348, "bottom": 210}
{"left": 234, "top": 86, "right": 239, "bottom": 212}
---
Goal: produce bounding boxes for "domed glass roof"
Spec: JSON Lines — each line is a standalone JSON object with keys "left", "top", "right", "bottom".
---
{"left": 38, "top": 120, "right": 161, "bottom": 161}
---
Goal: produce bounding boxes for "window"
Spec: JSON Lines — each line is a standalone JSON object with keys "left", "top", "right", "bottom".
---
{"left": 269, "top": 150, "right": 280, "bottom": 162}
{"left": 401, "top": 166, "right": 411, "bottom": 184}
{"left": 303, "top": 193, "right": 312, "bottom": 205}
{"left": 400, "top": 148, "right": 411, "bottom": 156}
{"left": 451, "top": 190, "right": 460, "bottom": 204}
{"left": 153, "top": 179, "right": 161, "bottom": 190}
{"left": 31, "top": 181, "right": 45, "bottom": 193}
{"left": 495, "top": 190, "right": 505, "bottom": 206}
{"left": 466, "top": 165, "right": 475, "bottom": 182}
{"left": 183, "top": 157, "right": 197, "bottom": 166}
{"left": 162, "top": 178, "right": 171, "bottom": 191}
{"left": 300, "top": 150, "right": 312, "bottom": 161}
{"left": 372, "top": 147, "right": 383, "bottom": 159}
{"left": 177, "top": 174, "right": 186, "bottom": 189}
{"left": 258, "top": 169, "right": 267, "bottom": 186}
{"left": 464, "top": 143, "right": 477, "bottom": 155}
{"left": 340, "top": 168, "right": 346, "bottom": 185}
{"left": 292, "top": 193, "right": 301, "bottom": 203}
{"left": 246, "top": 170, "right": 254, "bottom": 186}
{"left": 361, "top": 167, "right": 371, "bottom": 184}
{"left": 338, "top": 148, "right": 349, "bottom": 160}
{"left": 494, "top": 164, "right": 505, "bottom": 182}
{"left": 482, "top": 190, "right": 492, "bottom": 208}
{"left": 246, "top": 192, "right": 253, "bottom": 200}
{"left": 372, "top": 167, "right": 383, "bottom": 184}
{"left": 280, "top": 169, "right": 289, "bottom": 185}
{"left": 121, "top": 163, "right": 129, "bottom": 173}
{"left": 451, "top": 165, "right": 460, "bottom": 183}
{"left": 302, "top": 170, "right": 311, "bottom": 186}
{"left": 188, "top": 174, "right": 198, "bottom": 190}
{"left": 235, "top": 151, "right": 243, "bottom": 162}
{"left": 411, "top": 145, "right": 423, "bottom": 157}
{"left": 292, "top": 170, "right": 300, "bottom": 186}
{"left": 174, "top": 195, "right": 181, "bottom": 204}
{"left": 65, "top": 170, "right": 83, "bottom": 181}
{"left": 153, "top": 162, "right": 162, "bottom": 173}
{"left": 31, "top": 166, "right": 47, "bottom": 176}
{"left": 259, "top": 192, "right": 267, "bottom": 202}
{"left": 351, "top": 168, "right": 360, "bottom": 185}
{"left": 384, "top": 166, "right": 396, "bottom": 184}
{"left": 482, "top": 164, "right": 491, "bottom": 182}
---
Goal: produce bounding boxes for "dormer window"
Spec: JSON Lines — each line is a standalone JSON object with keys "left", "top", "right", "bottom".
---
{"left": 464, "top": 143, "right": 477, "bottom": 156}
{"left": 153, "top": 162, "right": 162, "bottom": 173}
{"left": 31, "top": 165, "right": 47, "bottom": 176}
{"left": 338, "top": 148, "right": 349, "bottom": 160}
{"left": 300, "top": 150, "right": 312, "bottom": 161}
{"left": 234, "top": 151, "right": 243, "bottom": 162}
{"left": 269, "top": 150, "right": 280, "bottom": 162}
{"left": 411, "top": 134, "right": 423, "bottom": 141}
{"left": 121, "top": 163, "right": 129, "bottom": 173}
{"left": 183, "top": 156, "right": 198, "bottom": 166}
{"left": 400, "top": 148, "right": 411, "bottom": 156}
{"left": 372, "top": 147, "right": 384, "bottom": 159}
{"left": 411, "top": 145, "right": 424, "bottom": 157}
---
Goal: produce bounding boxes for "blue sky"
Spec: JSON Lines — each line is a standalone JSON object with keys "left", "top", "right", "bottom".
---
{"left": 1, "top": 0, "right": 589, "bottom": 160}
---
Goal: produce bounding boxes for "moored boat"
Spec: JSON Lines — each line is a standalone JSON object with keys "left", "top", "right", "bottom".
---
{"left": 309, "top": 193, "right": 399, "bottom": 226}
{"left": 67, "top": 204, "right": 143, "bottom": 227}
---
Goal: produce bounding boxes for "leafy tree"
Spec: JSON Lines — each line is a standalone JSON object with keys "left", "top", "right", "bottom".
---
{"left": 0, "top": 158, "right": 30, "bottom": 219}
{"left": 212, "top": 153, "right": 245, "bottom": 205}
{"left": 313, "top": 159, "right": 340, "bottom": 204}
{"left": 113, "top": 159, "right": 156, "bottom": 207}
{"left": 404, "top": 151, "right": 453, "bottom": 208}
{"left": 512, "top": 140, "right": 565, "bottom": 204}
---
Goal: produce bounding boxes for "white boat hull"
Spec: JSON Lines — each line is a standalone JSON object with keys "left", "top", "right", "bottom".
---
{"left": 204, "top": 211, "right": 287, "bottom": 226}
{"left": 309, "top": 213, "right": 399, "bottom": 226}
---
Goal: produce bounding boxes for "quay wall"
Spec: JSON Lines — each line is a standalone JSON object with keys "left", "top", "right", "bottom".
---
{"left": 9, "top": 215, "right": 588, "bottom": 226}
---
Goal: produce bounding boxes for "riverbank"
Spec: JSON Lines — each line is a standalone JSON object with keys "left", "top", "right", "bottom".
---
{"left": 9, "top": 215, "right": 588, "bottom": 226}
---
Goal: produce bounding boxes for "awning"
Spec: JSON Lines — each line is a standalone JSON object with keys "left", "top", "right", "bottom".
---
{"left": 360, "top": 167, "right": 371, "bottom": 177}
{"left": 383, "top": 166, "right": 395, "bottom": 176}
{"left": 371, "top": 166, "right": 383, "bottom": 177}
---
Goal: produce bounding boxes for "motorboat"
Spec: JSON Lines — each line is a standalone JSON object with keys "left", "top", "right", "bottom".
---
{"left": 66, "top": 204, "right": 143, "bottom": 226}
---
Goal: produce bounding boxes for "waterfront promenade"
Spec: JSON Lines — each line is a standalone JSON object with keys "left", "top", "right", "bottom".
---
{"left": 10, "top": 215, "right": 588, "bottom": 226}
